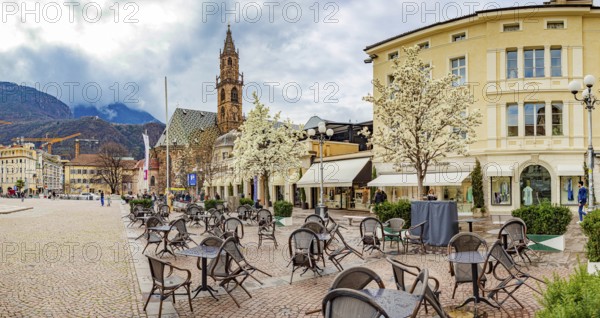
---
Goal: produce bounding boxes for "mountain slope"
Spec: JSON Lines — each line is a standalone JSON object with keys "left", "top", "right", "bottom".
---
{"left": 73, "top": 103, "right": 160, "bottom": 124}
{"left": 0, "top": 117, "right": 165, "bottom": 160}
{"left": 0, "top": 82, "right": 72, "bottom": 122}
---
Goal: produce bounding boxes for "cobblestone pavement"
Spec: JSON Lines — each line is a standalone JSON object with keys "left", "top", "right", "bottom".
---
{"left": 0, "top": 198, "right": 146, "bottom": 317}
{"left": 124, "top": 204, "right": 586, "bottom": 318}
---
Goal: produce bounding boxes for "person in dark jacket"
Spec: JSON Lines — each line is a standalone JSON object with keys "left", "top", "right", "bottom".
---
{"left": 374, "top": 189, "right": 384, "bottom": 205}
{"left": 578, "top": 180, "right": 587, "bottom": 223}
{"left": 254, "top": 199, "right": 263, "bottom": 209}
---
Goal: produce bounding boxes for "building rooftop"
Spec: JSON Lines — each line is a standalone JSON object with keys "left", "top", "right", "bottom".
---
{"left": 155, "top": 108, "right": 218, "bottom": 147}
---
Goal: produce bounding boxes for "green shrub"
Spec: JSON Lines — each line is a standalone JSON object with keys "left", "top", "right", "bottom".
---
{"left": 581, "top": 209, "right": 600, "bottom": 262}
{"left": 537, "top": 264, "right": 600, "bottom": 318}
{"left": 274, "top": 200, "right": 293, "bottom": 217}
{"left": 204, "top": 199, "right": 224, "bottom": 210}
{"left": 471, "top": 159, "right": 484, "bottom": 209}
{"left": 239, "top": 198, "right": 254, "bottom": 206}
{"left": 373, "top": 200, "right": 411, "bottom": 226}
{"left": 511, "top": 201, "right": 572, "bottom": 235}
{"left": 129, "top": 199, "right": 153, "bottom": 212}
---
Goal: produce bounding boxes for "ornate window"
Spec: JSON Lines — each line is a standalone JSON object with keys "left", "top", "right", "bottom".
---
{"left": 231, "top": 87, "right": 238, "bottom": 103}
{"left": 220, "top": 89, "right": 225, "bottom": 103}
{"left": 228, "top": 57, "right": 232, "bottom": 66}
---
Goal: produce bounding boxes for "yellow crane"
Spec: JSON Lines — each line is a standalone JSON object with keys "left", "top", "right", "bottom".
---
{"left": 0, "top": 120, "right": 11, "bottom": 125}
{"left": 12, "top": 133, "right": 82, "bottom": 154}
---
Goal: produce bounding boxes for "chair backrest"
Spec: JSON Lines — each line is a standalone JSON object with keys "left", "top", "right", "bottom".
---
{"left": 171, "top": 218, "right": 188, "bottom": 236}
{"left": 330, "top": 266, "right": 385, "bottom": 290}
{"left": 386, "top": 257, "right": 420, "bottom": 291}
{"left": 288, "top": 228, "right": 319, "bottom": 257}
{"left": 302, "top": 221, "right": 326, "bottom": 234}
{"left": 500, "top": 218, "right": 528, "bottom": 244}
{"left": 200, "top": 236, "right": 223, "bottom": 247}
{"left": 221, "top": 236, "right": 245, "bottom": 264}
{"left": 256, "top": 209, "right": 273, "bottom": 225}
{"left": 305, "top": 215, "right": 325, "bottom": 225}
{"left": 146, "top": 216, "right": 163, "bottom": 229}
{"left": 322, "top": 288, "right": 389, "bottom": 318}
{"left": 448, "top": 232, "right": 487, "bottom": 254}
{"left": 207, "top": 208, "right": 217, "bottom": 215}
{"left": 408, "top": 269, "right": 429, "bottom": 317}
{"left": 147, "top": 255, "right": 167, "bottom": 284}
{"left": 215, "top": 203, "right": 225, "bottom": 212}
{"left": 387, "top": 218, "right": 405, "bottom": 231}
{"left": 486, "top": 240, "right": 518, "bottom": 275}
{"left": 224, "top": 217, "right": 244, "bottom": 239}
{"left": 360, "top": 217, "right": 383, "bottom": 238}
{"left": 187, "top": 205, "right": 203, "bottom": 216}
{"left": 408, "top": 221, "right": 427, "bottom": 236}
{"left": 243, "top": 204, "right": 254, "bottom": 210}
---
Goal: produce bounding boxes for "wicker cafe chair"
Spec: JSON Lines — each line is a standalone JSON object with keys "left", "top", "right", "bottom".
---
{"left": 447, "top": 232, "right": 488, "bottom": 299}
{"left": 143, "top": 255, "right": 193, "bottom": 317}
{"left": 479, "top": 240, "right": 546, "bottom": 316}
{"left": 257, "top": 209, "right": 278, "bottom": 248}
{"left": 359, "top": 217, "right": 385, "bottom": 254}
{"left": 383, "top": 218, "right": 406, "bottom": 254}
{"left": 404, "top": 221, "right": 427, "bottom": 254}
{"left": 301, "top": 221, "right": 328, "bottom": 267}
{"left": 223, "top": 217, "right": 245, "bottom": 245}
{"left": 196, "top": 236, "right": 224, "bottom": 285}
{"left": 288, "top": 228, "right": 322, "bottom": 284}
{"left": 207, "top": 211, "right": 225, "bottom": 236}
{"left": 237, "top": 205, "right": 252, "bottom": 221}
{"left": 305, "top": 266, "right": 384, "bottom": 315}
{"left": 186, "top": 205, "right": 205, "bottom": 226}
{"left": 305, "top": 214, "right": 325, "bottom": 225}
{"left": 327, "top": 225, "right": 363, "bottom": 271}
{"left": 210, "top": 237, "right": 271, "bottom": 307}
{"left": 386, "top": 257, "right": 446, "bottom": 316}
{"left": 168, "top": 218, "right": 197, "bottom": 251}
{"left": 142, "top": 216, "right": 164, "bottom": 254}
{"left": 322, "top": 288, "right": 390, "bottom": 318}
{"left": 157, "top": 204, "right": 170, "bottom": 221}
{"left": 500, "top": 218, "right": 539, "bottom": 265}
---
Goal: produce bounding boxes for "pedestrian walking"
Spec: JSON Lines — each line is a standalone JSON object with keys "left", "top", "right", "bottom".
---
{"left": 107, "top": 192, "right": 111, "bottom": 207}
{"left": 100, "top": 191, "right": 105, "bottom": 207}
{"left": 577, "top": 181, "right": 587, "bottom": 224}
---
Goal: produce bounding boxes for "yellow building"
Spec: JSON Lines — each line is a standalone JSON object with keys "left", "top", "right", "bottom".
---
{"left": 365, "top": 0, "right": 599, "bottom": 214}
{"left": 65, "top": 154, "right": 137, "bottom": 195}
{"left": 0, "top": 143, "right": 39, "bottom": 194}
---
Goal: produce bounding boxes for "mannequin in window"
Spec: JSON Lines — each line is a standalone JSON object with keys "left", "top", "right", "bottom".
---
{"left": 523, "top": 181, "right": 533, "bottom": 206}
{"left": 566, "top": 178, "right": 574, "bottom": 201}
{"left": 500, "top": 180, "right": 509, "bottom": 202}
{"left": 466, "top": 186, "right": 473, "bottom": 203}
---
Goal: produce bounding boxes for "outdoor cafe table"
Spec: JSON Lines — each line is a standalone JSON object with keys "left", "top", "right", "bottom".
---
{"left": 448, "top": 251, "right": 498, "bottom": 316}
{"left": 148, "top": 225, "right": 174, "bottom": 257}
{"left": 193, "top": 214, "right": 212, "bottom": 235}
{"left": 176, "top": 245, "right": 222, "bottom": 300}
{"left": 459, "top": 218, "right": 484, "bottom": 233}
{"left": 361, "top": 288, "right": 420, "bottom": 318}
{"left": 315, "top": 232, "right": 331, "bottom": 267}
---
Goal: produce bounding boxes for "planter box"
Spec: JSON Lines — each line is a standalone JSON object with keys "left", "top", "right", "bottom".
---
{"left": 274, "top": 216, "right": 293, "bottom": 227}
{"left": 527, "top": 234, "right": 565, "bottom": 252}
{"left": 588, "top": 261, "right": 600, "bottom": 275}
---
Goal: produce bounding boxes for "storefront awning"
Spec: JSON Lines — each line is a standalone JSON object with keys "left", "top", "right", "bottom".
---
{"left": 486, "top": 165, "right": 513, "bottom": 177}
{"left": 557, "top": 164, "right": 584, "bottom": 176}
{"left": 368, "top": 172, "right": 469, "bottom": 187}
{"left": 297, "top": 158, "right": 371, "bottom": 188}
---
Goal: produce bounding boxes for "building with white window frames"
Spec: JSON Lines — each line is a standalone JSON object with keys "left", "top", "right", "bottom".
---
{"left": 364, "top": 0, "right": 600, "bottom": 214}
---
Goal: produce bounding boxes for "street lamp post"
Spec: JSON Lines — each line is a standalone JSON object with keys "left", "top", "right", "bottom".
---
{"left": 307, "top": 122, "right": 334, "bottom": 220}
{"left": 569, "top": 75, "right": 600, "bottom": 211}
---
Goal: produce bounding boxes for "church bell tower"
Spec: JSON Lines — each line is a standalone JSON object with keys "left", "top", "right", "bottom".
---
{"left": 216, "top": 24, "right": 244, "bottom": 133}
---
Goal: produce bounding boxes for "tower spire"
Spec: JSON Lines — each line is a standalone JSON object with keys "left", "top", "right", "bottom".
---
{"left": 224, "top": 23, "right": 235, "bottom": 54}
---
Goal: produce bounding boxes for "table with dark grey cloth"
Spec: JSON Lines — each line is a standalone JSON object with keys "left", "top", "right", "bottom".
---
{"left": 410, "top": 201, "right": 459, "bottom": 246}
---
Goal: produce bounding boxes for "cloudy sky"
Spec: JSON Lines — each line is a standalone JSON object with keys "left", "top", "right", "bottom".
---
{"left": 0, "top": 0, "right": 588, "bottom": 125}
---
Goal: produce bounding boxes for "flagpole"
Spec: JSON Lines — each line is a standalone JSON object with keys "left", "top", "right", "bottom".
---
{"left": 165, "top": 76, "right": 170, "bottom": 197}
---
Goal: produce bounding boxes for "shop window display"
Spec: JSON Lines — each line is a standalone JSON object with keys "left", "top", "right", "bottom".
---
{"left": 491, "top": 176, "right": 511, "bottom": 205}
{"left": 560, "top": 176, "right": 581, "bottom": 205}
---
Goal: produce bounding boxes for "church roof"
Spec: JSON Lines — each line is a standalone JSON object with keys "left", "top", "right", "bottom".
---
{"left": 155, "top": 108, "right": 218, "bottom": 147}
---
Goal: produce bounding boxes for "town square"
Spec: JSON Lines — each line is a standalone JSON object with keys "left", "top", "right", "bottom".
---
{"left": 1, "top": 0, "right": 600, "bottom": 317}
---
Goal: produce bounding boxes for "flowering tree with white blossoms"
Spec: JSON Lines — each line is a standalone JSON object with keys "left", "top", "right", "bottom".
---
{"left": 363, "top": 46, "right": 482, "bottom": 199}
{"left": 232, "top": 93, "right": 305, "bottom": 206}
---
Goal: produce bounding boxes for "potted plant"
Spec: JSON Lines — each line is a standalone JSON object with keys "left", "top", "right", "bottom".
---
{"left": 274, "top": 200, "right": 293, "bottom": 226}
{"left": 470, "top": 159, "right": 484, "bottom": 217}
{"left": 300, "top": 187, "right": 308, "bottom": 209}
{"left": 580, "top": 209, "right": 600, "bottom": 274}
{"left": 511, "top": 201, "right": 572, "bottom": 252}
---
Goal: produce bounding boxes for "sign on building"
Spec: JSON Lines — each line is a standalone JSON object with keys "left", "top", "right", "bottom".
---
{"left": 188, "top": 173, "right": 197, "bottom": 186}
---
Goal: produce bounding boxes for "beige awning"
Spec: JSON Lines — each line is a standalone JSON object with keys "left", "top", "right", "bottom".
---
{"left": 297, "top": 158, "right": 370, "bottom": 188}
{"left": 368, "top": 172, "right": 469, "bottom": 187}
{"left": 557, "top": 164, "right": 584, "bottom": 176}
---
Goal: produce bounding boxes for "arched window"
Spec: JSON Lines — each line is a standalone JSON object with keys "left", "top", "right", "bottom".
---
{"left": 228, "top": 57, "right": 232, "bottom": 66}
{"left": 220, "top": 89, "right": 225, "bottom": 103}
{"left": 520, "top": 165, "right": 551, "bottom": 206}
{"left": 231, "top": 87, "right": 238, "bottom": 103}
{"left": 150, "top": 176, "right": 155, "bottom": 186}
{"left": 221, "top": 107, "right": 225, "bottom": 120}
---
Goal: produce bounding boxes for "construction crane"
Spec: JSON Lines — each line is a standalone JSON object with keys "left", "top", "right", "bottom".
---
{"left": 12, "top": 133, "right": 81, "bottom": 154}
{"left": 75, "top": 138, "right": 99, "bottom": 158}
